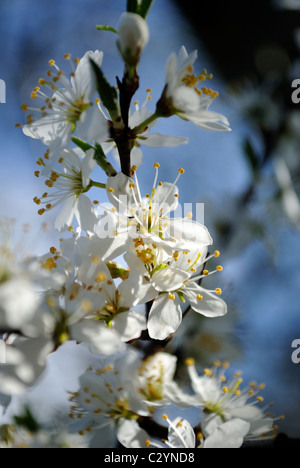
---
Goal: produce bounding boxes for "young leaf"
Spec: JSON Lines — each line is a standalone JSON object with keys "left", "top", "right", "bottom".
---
{"left": 89, "top": 59, "right": 119, "bottom": 116}
{"left": 139, "top": 0, "right": 155, "bottom": 18}
{"left": 127, "top": 0, "right": 140, "bottom": 13}
{"left": 71, "top": 137, "right": 93, "bottom": 152}
{"left": 96, "top": 25, "right": 118, "bottom": 34}
{"left": 94, "top": 143, "right": 117, "bottom": 177}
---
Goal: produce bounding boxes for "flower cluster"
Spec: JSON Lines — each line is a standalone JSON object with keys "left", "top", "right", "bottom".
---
{"left": 1, "top": 3, "right": 282, "bottom": 449}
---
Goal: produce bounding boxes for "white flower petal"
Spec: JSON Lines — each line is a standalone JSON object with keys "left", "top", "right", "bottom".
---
{"left": 203, "top": 419, "right": 250, "bottom": 449}
{"left": 148, "top": 294, "right": 182, "bottom": 340}
{"left": 74, "top": 195, "right": 99, "bottom": 233}
{"left": 113, "top": 310, "right": 146, "bottom": 342}
{"left": 141, "top": 133, "right": 189, "bottom": 148}
{"left": 54, "top": 196, "right": 76, "bottom": 231}
{"left": 186, "top": 284, "right": 227, "bottom": 318}
{"left": 151, "top": 267, "right": 190, "bottom": 292}
{"left": 117, "top": 419, "right": 149, "bottom": 449}
{"left": 168, "top": 417, "right": 196, "bottom": 448}
{"left": 70, "top": 320, "right": 125, "bottom": 355}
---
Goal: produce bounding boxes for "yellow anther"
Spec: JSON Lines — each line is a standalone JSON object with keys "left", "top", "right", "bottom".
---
{"left": 216, "top": 265, "right": 223, "bottom": 271}
{"left": 129, "top": 182, "right": 135, "bottom": 188}
{"left": 203, "top": 368, "right": 213, "bottom": 376}
{"left": 21, "top": 104, "right": 28, "bottom": 111}
{"left": 64, "top": 53, "right": 71, "bottom": 59}
{"left": 214, "top": 250, "right": 220, "bottom": 257}
{"left": 215, "top": 288, "right": 222, "bottom": 295}
{"left": 49, "top": 60, "right": 56, "bottom": 66}
{"left": 222, "top": 386, "right": 229, "bottom": 393}
{"left": 153, "top": 162, "right": 160, "bottom": 168}
{"left": 108, "top": 187, "right": 114, "bottom": 193}
{"left": 178, "top": 168, "right": 185, "bottom": 174}
{"left": 145, "top": 440, "right": 150, "bottom": 447}
{"left": 258, "top": 383, "right": 266, "bottom": 390}
{"left": 222, "top": 361, "right": 230, "bottom": 368}
{"left": 186, "top": 212, "right": 193, "bottom": 219}
{"left": 162, "top": 414, "right": 168, "bottom": 421}
{"left": 197, "top": 294, "right": 203, "bottom": 301}
{"left": 38, "top": 208, "right": 46, "bottom": 216}
{"left": 146, "top": 88, "right": 152, "bottom": 93}
{"left": 185, "top": 357, "right": 195, "bottom": 366}
{"left": 203, "top": 270, "right": 209, "bottom": 276}
{"left": 256, "top": 396, "right": 264, "bottom": 403}
{"left": 168, "top": 293, "right": 176, "bottom": 300}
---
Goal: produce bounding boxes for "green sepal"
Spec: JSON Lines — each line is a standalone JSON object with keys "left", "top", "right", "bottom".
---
{"left": 150, "top": 264, "right": 168, "bottom": 276}
{"left": 106, "top": 261, "right": 130, "bottom": 279}
{"left": 96, "top": 25, "right": 118, "bottom": 34}
{"left": 176, "top": 290, "right": 186, "bottom": 303}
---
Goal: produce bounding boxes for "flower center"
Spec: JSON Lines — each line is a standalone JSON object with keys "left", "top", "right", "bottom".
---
{"left": 182, "top": 65, "right": 219, "bottom": 99}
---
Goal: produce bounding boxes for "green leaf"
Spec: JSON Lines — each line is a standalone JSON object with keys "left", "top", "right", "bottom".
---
{"left": 127, "top": 0, "right": 140, "bottom": 13}
{"left": 14, "top": 406, "right": 40, "bottom": 434}
{"left": 89, "top": 59, "right": 119, "bottom": 115}
{"left": 96, "top": 25, "right": 118, "bottom": 34}
{"left": 138, "top": 0, "right": 155, "bottom": 18}
{"left": 243, "top": 138, "right": 261, "bottom": 176}
{"left": 71, "top": 137, "right": 93, "bottom": 152}
{"left": 94, "top": 143, "right": 117, "bottom": 177}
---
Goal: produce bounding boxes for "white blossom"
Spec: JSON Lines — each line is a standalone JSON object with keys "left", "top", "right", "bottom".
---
{"left": 68, "top": 354, "right": 149, "bottom": 448}
{"left": 159, "top": 46, "right": 231, "bottom": 131}
{"left": 22, "top": 51, "right": 108, "bottom": 147}
{"left": 185, "top": 359, "right": 278, "bottom": 440}
{"left": 34, "top": 148, "right": 99, "bottom": 232}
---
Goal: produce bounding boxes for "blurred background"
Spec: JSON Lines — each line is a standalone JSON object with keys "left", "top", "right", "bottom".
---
{"left": 0, "top": 0, "right": 299, "bottom": 439}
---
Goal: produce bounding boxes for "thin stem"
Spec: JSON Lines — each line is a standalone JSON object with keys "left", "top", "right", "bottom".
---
{"left": 90, "top": 180, "right": 106, "bottom": 189}
{"left": 131, "top": 111, "right": 159, "bottom": 135}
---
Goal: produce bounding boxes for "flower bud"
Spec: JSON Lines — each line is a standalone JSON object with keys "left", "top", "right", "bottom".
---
{"left": 117, "top": 12, "right": 149, "bottom": 66}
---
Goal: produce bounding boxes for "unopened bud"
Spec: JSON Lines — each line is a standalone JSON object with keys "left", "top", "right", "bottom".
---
{"left": 117, "top": 12, "right": 149, "bottom": 66}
